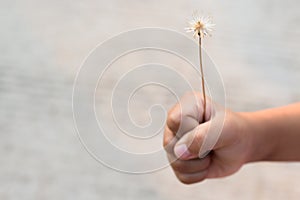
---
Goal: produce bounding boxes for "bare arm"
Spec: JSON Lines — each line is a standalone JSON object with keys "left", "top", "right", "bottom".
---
{"left": 245, "top": 103, "right": 300, "bottom": 162}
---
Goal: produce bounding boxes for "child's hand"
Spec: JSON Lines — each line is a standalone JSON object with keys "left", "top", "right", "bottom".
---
{"left": 163, "top": 92, "right": 253, "bottom": 184}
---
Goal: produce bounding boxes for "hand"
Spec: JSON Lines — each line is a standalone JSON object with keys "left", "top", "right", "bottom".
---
{"left": 163, "top": 92, "right": 252, "bottom": 184}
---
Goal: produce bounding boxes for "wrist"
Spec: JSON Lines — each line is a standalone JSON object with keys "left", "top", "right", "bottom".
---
{"left": 240, "top": 111, "right": 276, "bottom": 163}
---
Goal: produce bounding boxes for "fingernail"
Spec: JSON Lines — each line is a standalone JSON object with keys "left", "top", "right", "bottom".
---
{"left": 174, "top": 144, "right": 192, "bottom": 159}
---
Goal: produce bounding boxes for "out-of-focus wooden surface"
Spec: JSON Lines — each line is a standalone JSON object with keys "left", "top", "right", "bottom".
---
{"left": 1, "top": 0, "right": 300, "bottom": 199}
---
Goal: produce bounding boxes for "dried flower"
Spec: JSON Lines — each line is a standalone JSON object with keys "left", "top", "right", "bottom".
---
{"left": 185, "top": 11, "right": 215, "bottom": 38}
{"left": 185, "top": 11, "right": 215, "bottom": 122}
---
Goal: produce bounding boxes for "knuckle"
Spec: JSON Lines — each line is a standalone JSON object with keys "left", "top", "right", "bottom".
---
{"left": 163, "top": 137, "right": 176, "bottom": 154}
{"left": 176, "top": 173, "right": 193, "bottom": 185}
{"left": 177, "top": 173, "right": 206, "bottom": 185}
{"left": 167, "top": 111, "right": 179, "bottom": 127}
{"left": 163, "top": 125, "right": 178, "bottom": 153}
{"left": 163, "top": 138, "right": 172, "bottom": 152}
{"left": 171, "top": 160, "right": 186, "bottom": 173}
{"left": 163, "top": 138, "right": 168, "bottom": 149}
{"left": 163, "top": 134, "right": 169, "bottom": 148}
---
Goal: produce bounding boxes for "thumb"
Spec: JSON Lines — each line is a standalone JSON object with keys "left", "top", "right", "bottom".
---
{"left": 173, "top": 122, "right": 212, "bottom": 160}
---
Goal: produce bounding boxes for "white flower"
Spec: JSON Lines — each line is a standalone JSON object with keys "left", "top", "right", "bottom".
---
{"left": 185, "top": 11, "right": 215, "bottom": 38}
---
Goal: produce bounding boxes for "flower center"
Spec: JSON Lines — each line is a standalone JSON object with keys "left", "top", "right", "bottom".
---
{"left": 194, "top": 21, "right": 204, "bottom": 30}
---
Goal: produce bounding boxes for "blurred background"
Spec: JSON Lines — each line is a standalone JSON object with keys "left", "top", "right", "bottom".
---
{"left": 1, "top": 0, "right": 300, "bottom": 199}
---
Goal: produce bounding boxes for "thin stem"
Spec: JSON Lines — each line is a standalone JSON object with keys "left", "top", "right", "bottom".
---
{"left": 198, "top": 35, "right": 206, "bottom": 121}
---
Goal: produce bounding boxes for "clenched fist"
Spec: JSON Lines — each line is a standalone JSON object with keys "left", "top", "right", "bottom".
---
{"left": 163, "top": 92, "right": 253, "bottom": 184}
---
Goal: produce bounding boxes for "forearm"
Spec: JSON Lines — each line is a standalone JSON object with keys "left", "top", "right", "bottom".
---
{"left": 242, "top": 103, "right": 300, "bottom": 162}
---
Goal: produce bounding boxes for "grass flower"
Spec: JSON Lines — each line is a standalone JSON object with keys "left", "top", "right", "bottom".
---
{"left": 185, "top": 11, "right": 215, "bottom": 119}
{"left": 185, "top": 12, "right": 215, "bottom": 38}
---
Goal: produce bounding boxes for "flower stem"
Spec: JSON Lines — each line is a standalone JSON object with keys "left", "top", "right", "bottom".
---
{"left": 198, "top": 35, "right": 206, "bottom": 121}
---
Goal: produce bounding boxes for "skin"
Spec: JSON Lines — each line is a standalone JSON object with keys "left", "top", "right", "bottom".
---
{"left": 163, "top": 92, "right": 300, "bottom": 184}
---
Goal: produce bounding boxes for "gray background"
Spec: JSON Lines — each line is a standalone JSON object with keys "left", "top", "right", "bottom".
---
{"left": 1, "top": 0, "right": 300, "bottom": 199}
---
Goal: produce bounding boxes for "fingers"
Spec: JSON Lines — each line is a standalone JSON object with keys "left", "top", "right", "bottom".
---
{"left": 174, "top": 109, "right": 228, "bottom": 160}
{"left": 164, "top": 91, "right": 212, "bottom": 159}
{"left": 167, "top": 151, "right": 211, "bottom": 184}
{"left": 166, "top": 92, "right": 204, "bottom": 138}
{"left": 163, "top": 125, "right": 178, "bottom": 154}
{"left": 166, "top": 92, "right": 202, "bottom": 132}
{"left": 168, "top": 154, "right": 211, "bottom": 173}
{"left": 164, "top": 92, "right": 202, "bottom": 155}
{"left": 163, "top": 92, "right": 216, "bottom": 184}
{"left": 163, "top": 91, "right": 237, "bottom": 184}
{"left": 174, "top": 122, "right": 211, "bottom": 159}
{"left": 174, "top": 170, "right": 208, "bottom": 184}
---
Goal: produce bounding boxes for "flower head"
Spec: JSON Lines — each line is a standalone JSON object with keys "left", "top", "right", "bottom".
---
{"left": 185, "top": 11, "right": 215, "bottom": 38}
